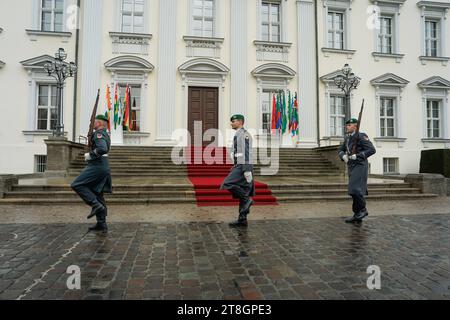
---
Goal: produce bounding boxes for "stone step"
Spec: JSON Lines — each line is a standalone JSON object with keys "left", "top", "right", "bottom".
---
{"left": 0, "top": 193, "right": 437, "bottom": 205}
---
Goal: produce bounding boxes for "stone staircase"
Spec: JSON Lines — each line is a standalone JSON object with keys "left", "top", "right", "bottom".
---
{"left": 0, "top": 146, "right": 438, "bottom": 205}
{"left": 67, "top": 147, "right": 342, "bottom": 177}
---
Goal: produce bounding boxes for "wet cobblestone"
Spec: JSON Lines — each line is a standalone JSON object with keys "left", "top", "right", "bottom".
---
{"left": 0, "top": 214, "right": 449, "bottom": 300}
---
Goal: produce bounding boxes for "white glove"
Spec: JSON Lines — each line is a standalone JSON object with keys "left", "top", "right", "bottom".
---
{"left": 84, "top": 153, "right": 92, "bottom": 162}
{"left": 244, "top": 171, "right": 253, "bottom": 183}
{"left": 349, "top": 154, "right": 357, "bottom": 161}
{"left": 342, "top": 154, "right": 349, "bottom": 163}
{"left": 230, "top": 152, "right": 234, "bottom": 160}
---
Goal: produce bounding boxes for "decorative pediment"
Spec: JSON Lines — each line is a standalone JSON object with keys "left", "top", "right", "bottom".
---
{"left": 251, "top": 63, "right": 296, "bottom": 79}
{"left": 320, "top": 69, "right": 345, "bottom": 83}
{"left": 20, "top": 55, "right": 66, "bottom": 70}
{"left": 370, "top": 73, "right": 409, "bottom": 87}
{"left": 418, "top": 76, "right": 450, "bottom": 89}
{"left": 370, "top": 0, "right": 407, "bottom": 6}
{"left": 0, "top": 61, "right": 4, "bottom": 69}
{"left": 417, "top": 1, "right": 450, "bottom": 10}
{"left": 104, "top": 55, "right": 154, "bottom": 73}
{"left": 178, "top": 58, "right": 230, "bottom": 75}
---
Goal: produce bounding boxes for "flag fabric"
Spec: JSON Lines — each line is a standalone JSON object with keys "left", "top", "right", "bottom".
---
{"left": 271, "top": 94, "right": 276, "bottom": 134}
{"left": 276, "top": 92, "right": 282, "bottom": 134}
{"left": 131, "top": 97, "right": 136, "bottom": 131}
{"left": 113, "top": 84, "right": 119, "bottom": 129}
{"left": 281, "top": 91, "right": 287, "bottom": 134}
{"left": 123, "top": 85, "right": 131, "bottom": 132}
{"left": 291, "top": 92, "right": 299, "bottom": 136}
{"left": 105, "top": 85, "right": 112, "bottom": 132}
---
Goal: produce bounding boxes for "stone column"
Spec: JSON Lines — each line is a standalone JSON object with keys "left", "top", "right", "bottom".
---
{"left": 297, "top": 0, "right": 318, "bottom": 147}
{"left": 154, "top": 0, "right": 178, "bottom": 145}
{"left": 79, "top": 0, "right": 103, "bottom": 138}
{"left": 230, "top": 0, "right": 248, "bottom": 117}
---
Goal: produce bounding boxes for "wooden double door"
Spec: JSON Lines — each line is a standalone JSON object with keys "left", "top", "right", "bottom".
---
{"left": 188, "top": 87, "right": 219, "bottom": 146}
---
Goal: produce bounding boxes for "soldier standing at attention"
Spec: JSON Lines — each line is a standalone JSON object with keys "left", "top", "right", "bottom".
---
{"left": 221, "top": 114, "right": 255, "bottom": 227}
{"left": 338, "top": 118, "right": 376, "bottom": 223}
{"left": 71, "top": 115, "right": 112, "bottom": 232}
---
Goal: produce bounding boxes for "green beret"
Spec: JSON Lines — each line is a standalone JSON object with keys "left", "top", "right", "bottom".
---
{"left": 345, "top": 118, "right": 358, "bottom": 125}
{"left": 96, "top": 114, "right": 108, "bottom": 122}
{"left": 230, "top": 114, "right": 245, "bottom": 122}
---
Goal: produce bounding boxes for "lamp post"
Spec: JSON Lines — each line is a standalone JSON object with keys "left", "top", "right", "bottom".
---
{"left": 333, "top": 63, "right": 361, "bottom": 126}
{"left": 44, "top": 48, "right": 77, "bottom": 138}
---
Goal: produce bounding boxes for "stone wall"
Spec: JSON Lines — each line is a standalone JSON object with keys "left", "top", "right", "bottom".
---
{"left": 313, "top": 145, "right": 346, "bottom": 175}
{"left": 45, "top": 138, "right": 85, "bottom": 175}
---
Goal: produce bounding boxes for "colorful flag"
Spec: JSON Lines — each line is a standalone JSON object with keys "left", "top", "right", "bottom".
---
{"left": 131, "top": 97, "right": 136, "bottom": 131}
{"left": 123, "top": 85, "right": 131, "bottom": 132}
{"left": 113, "top": 84, "right": 119, "bottom": 129}
{"left": 271, "top": 94, "right": 276, "bottom": 134}
{"left": 276, "top": 91, "right": 282, "bottom": 134}
{"left": 105, "top": 85, "right": 112, "bottom": 131}
{"left": 291, "top": 92, "right": 299, "bottom": 136}
{"left": 282, "top": 91, "right": 287, "bottom": 134}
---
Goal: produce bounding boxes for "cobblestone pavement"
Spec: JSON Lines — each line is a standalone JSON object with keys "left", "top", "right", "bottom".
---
{"left": 0, "top": 214, "right": 449, "bottom": 300}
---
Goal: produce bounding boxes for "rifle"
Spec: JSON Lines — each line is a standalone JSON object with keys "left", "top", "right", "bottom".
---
{"left": 351, "top": 99, "right": 365, "bottom": 155}
{"left": 86, "top": 89, "right": 101, "bottom": 151}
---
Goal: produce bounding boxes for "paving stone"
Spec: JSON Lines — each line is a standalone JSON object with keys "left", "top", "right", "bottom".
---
{"left": 0, "top": 214, "right": 448, "bottom": 300}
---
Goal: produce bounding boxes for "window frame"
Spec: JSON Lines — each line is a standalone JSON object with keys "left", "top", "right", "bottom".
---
{"left": 383, "top": 157, "right": 399, "bottom": 175}
{"left": 327, "top": 11, "right": 345, "bottom": 50}
{"left": 329, "top": 94, "right": 346, "bottom": 137}
{"left": 424, "top": 19, "right": 440, "bottom": 57}
{"left": 426, "top": 99, "right": 442, "bottom": 138}
{"left": 261, "top": 1, "right": 281, "bottom": 43}
{"left": 190, "top": 0, "right": 216, "bottom": 38}
{"left": 120, "top": 0, "right": 145, "bottom": 34}
{"left": 39, "top": 0, "right": 65, "bottom": 32}
{"left": 36, "top": 83, "right": 58, "bottom": 131}
{"left": 378, "top": 15, "right": 394, "bottom": 54}
{"left": 118, "top": 83, "right": 143, "bottom": 132}
{"left": 379, "top": 97, "right": 397, "bottom": 138}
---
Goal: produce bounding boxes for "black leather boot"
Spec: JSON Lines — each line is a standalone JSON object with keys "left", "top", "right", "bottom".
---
{"left": 229, "top": 213, "right": 248, "bottom": 227}
{"left": 239, "top": 198, "right": 254, "bottom": 215}
{"left": 87, "top": 200, "right": 105, "bottom": 219}
{"left": 89, "top": 212, "right": 108, "bottom": 232}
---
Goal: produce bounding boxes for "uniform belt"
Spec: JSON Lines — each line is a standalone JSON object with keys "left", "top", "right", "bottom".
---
{"left": 102, "top": 154, "right": 108, "bottom": 158}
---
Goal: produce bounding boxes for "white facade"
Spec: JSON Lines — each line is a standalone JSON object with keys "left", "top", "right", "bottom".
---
{"left": 0, "top": 0, "right": 449, "bottom": 175}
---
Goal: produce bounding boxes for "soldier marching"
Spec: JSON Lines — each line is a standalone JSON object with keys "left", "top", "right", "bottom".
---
{"left": 71, "top": 114, "right": 112, "bottom": 232}
{"left": 221, "top": 114, "right": 255, "bottom": 227}
{"left": 338, "top": 118, "right": 376, "bottom": 223}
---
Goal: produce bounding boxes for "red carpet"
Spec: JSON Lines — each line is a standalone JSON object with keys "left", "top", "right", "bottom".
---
{"left": 186, "top": 147, "right": 278, "bottom": 207}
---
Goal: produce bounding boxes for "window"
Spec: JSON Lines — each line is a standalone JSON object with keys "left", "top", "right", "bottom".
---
{"left": 35, "top": 155, "right": 47, "bottom": 173}
{"left": 261, "top": 91, "right": 273, "bottom": 134}
{"left": 425, "top": 20, "right": 439, "bottom": 57}
{"left": 121, "top": 0, "right": 145, "bottom": 33}
{"left": 37, "top": 84, "right": 57, "bottom": 130}
{"left": 40, "top": 0, "right": 64, "bottom": 32}
{"left": 426, "top": 100, "right": 441, "bottom": 138}
{"left": 327, "top": 11, "right": 344, "bottom": 49}
{"left": 380, "top": 97, "right": 396, "bottom": 137}
{"left": 378, "top": 16, "right": 393, "bottom": 54}
{"left": 192, "top": 0, "right": 215, "bottom": 38}
{"left": 329, "top": 95, "right": 346, "bottom": 136}
{"left": 119, "top": 84, "right": 141, "bottom": 132}
{"left": 383, "top": 158, "right": 398, "bottom": 175}
{"left": 261, "top": 1, "right": 281, "bottom": 42}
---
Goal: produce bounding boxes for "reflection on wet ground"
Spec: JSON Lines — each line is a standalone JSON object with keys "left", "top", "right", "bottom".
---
{"left": 0, "top": 214, "right": 448, "bottom": 300}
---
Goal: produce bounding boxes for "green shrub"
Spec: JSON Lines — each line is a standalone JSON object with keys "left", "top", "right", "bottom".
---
{"left": 420, "top": 149, "right": 450, "bottom": 178}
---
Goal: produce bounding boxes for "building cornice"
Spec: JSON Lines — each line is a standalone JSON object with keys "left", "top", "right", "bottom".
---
{"left": 417, "top": 1, "right": 450, "bottom": 9}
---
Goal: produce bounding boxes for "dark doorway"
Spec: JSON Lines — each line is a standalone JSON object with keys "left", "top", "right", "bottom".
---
{"left": 188, "top": 87, "right": 219, "bottom": 146}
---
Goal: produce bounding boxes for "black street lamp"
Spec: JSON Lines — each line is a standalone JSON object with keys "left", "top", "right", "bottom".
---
{"left": 44, "top": 48, "right": 77, "bottom": 138}
{"left": 333, "top": 63, "right": 361, "bottom": 126}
